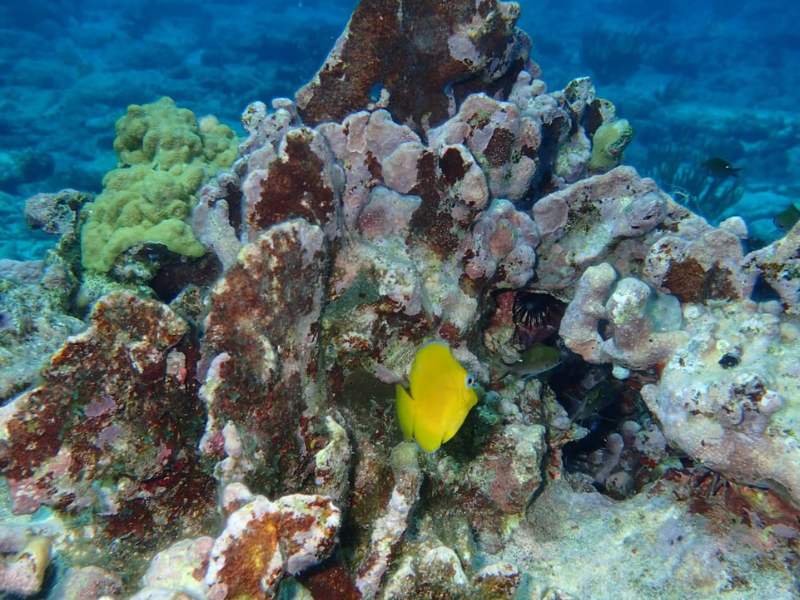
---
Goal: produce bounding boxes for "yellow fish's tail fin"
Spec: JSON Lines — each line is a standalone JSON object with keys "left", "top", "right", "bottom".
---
{"left": 395, "top": 384, "right": 415, "bottom": 442}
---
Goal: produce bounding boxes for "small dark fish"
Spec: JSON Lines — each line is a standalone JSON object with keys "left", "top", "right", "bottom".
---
{"left": 495, "top": 343, "right": 562, "bottom": 380}
{"left": 702, "top": 157, "right": 744, "bottom": 179}
{"left": 567, "top": 380, "right": 620, "bottom": 424}
{"left": 774, "top": 204, "right": 800, "bottom": 232}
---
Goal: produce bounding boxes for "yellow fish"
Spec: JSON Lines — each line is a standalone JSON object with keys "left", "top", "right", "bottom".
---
{"left": 395, "top": 342, "right": 479, "bottom": 453}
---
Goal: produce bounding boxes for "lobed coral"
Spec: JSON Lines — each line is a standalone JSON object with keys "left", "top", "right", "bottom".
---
{"left": 587, "top": 118, "right": 634, "bottom": 172}
{"left": 80, "top": 97, "right": 237, "bottom": 272}
{"left": 3, "top": 0, "right": 800, "bottom": 597}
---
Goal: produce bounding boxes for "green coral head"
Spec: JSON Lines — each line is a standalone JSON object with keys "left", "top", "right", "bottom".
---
{"left": 588, "top": 118, "right": 634, "bottom": 172}
{"left": 80, "top": 97, "right": 239, "bottom": 273}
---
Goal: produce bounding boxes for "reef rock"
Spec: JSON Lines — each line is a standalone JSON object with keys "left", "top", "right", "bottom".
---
{"left": 355, "top": 443, "right": 422, "bottom": 600}
{"left": 140, "top": 537, "right": 214, "bottom": 597}
{"left": 643, "top": 300, "right": 800, "bottom": 506}
{"left": 295, "top": 0, "right": 531, "bottom": 134}
{"left": 205, "top": 491, "right": 340, "bottom": 600}
{"left": 0, "top": 291, "right": 215, "bottom": 574}
{"left": 200, "top": 219, "right": 330, "bottom": 496}
{"left": 743, "top": 219, "right": 800, "bottom": 314}
{"left": 0, "top": 536, "right": 52, "bottom": 596}
{"left": 514, "top": 479, "right": 798, "bottom": 599}
{"left": 0, "top": 257, "right": 82, "bottom": 402}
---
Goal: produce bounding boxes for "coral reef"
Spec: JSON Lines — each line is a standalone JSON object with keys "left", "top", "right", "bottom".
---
{"left": 531, "top": 166, "right": 674, "bottom": 295}
{"left": 80, "top": 97, "right": 238, "bottom": 273}
{"left": 51, "top": 565, "right": 123, "bottom": 599}
{"left": 0, "top": 291, "right": 216, "bottom": 575}
{"left": 139, "top": 537, "right": 213, "bottom": 597}
{"left": 560, "top": 263, "right": 689, "bottom": 369}
{"left": 355, "top": 443, "right": 421, "bottom": 600}
{"left": 2, "top": 0, "right": 800, "bottom": 597}
{"left": 295, "top": 0, "right": 531, "bottom": 133}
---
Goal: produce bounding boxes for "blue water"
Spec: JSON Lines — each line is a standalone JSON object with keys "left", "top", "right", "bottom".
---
{"left": 1, "top": 0, "right": 798, "bottom": 258}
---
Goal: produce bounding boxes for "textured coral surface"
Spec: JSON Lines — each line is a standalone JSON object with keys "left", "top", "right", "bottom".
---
{"left": 2, "top": 0, "right": 800, "bottom": 598}
{"left": 296, "top": 0, "right": 530, "bottom": 133}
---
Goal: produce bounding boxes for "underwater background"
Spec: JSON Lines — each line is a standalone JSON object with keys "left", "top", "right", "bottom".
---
{"left": 3, "top": 0, "right": 800, "bottom": 598}
{"left": 2, "top": 0, "right": 799, "bottom": 260}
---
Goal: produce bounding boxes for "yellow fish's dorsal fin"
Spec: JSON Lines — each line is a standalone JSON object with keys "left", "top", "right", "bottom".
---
{"left": 395, "top": 384, "right": 415, "bottom": 443}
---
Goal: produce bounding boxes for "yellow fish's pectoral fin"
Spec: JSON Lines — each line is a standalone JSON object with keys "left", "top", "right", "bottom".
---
{"left": 441, "top": 412, "right": 468, "bottom": 445}
{"left": 412, "top": 415, "right": 445, "bottom": 454}
{"left": 395, "top": 384, "right": 415, "bottom": 443}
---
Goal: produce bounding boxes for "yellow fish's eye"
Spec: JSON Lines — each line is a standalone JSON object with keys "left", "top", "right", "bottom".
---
{"left": 465, "top": 374, "right": 476, "bottom": 389}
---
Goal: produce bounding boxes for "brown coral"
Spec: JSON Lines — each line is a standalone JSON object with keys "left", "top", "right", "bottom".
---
{"left": 296, "top": 0, "right": 530, "bottom": 134}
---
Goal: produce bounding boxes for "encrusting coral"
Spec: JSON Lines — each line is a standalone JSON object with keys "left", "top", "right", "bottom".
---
{"left": 2, "top": 0, "right": 800, "bottom": 598}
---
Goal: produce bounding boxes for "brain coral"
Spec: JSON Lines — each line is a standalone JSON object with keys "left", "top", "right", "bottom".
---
{"left": 80, "top": 97, "right": 237, "bottom": 272}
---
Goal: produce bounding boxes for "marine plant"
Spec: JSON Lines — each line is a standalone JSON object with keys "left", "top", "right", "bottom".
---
{"left": 579, "top": 26, "right": 649, "bottom": 85}
{"left": 639, "top": 142, "right": 744, "bottom": 223}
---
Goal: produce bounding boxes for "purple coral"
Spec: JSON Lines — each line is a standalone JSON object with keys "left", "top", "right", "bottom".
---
{"left": 6, "top": 1, "right": 800, "bottom": 597}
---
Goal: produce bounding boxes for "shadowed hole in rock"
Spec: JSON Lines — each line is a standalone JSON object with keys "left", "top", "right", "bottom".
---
{"left": 548, "top": 361, "right": 672, "bottom": 500}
